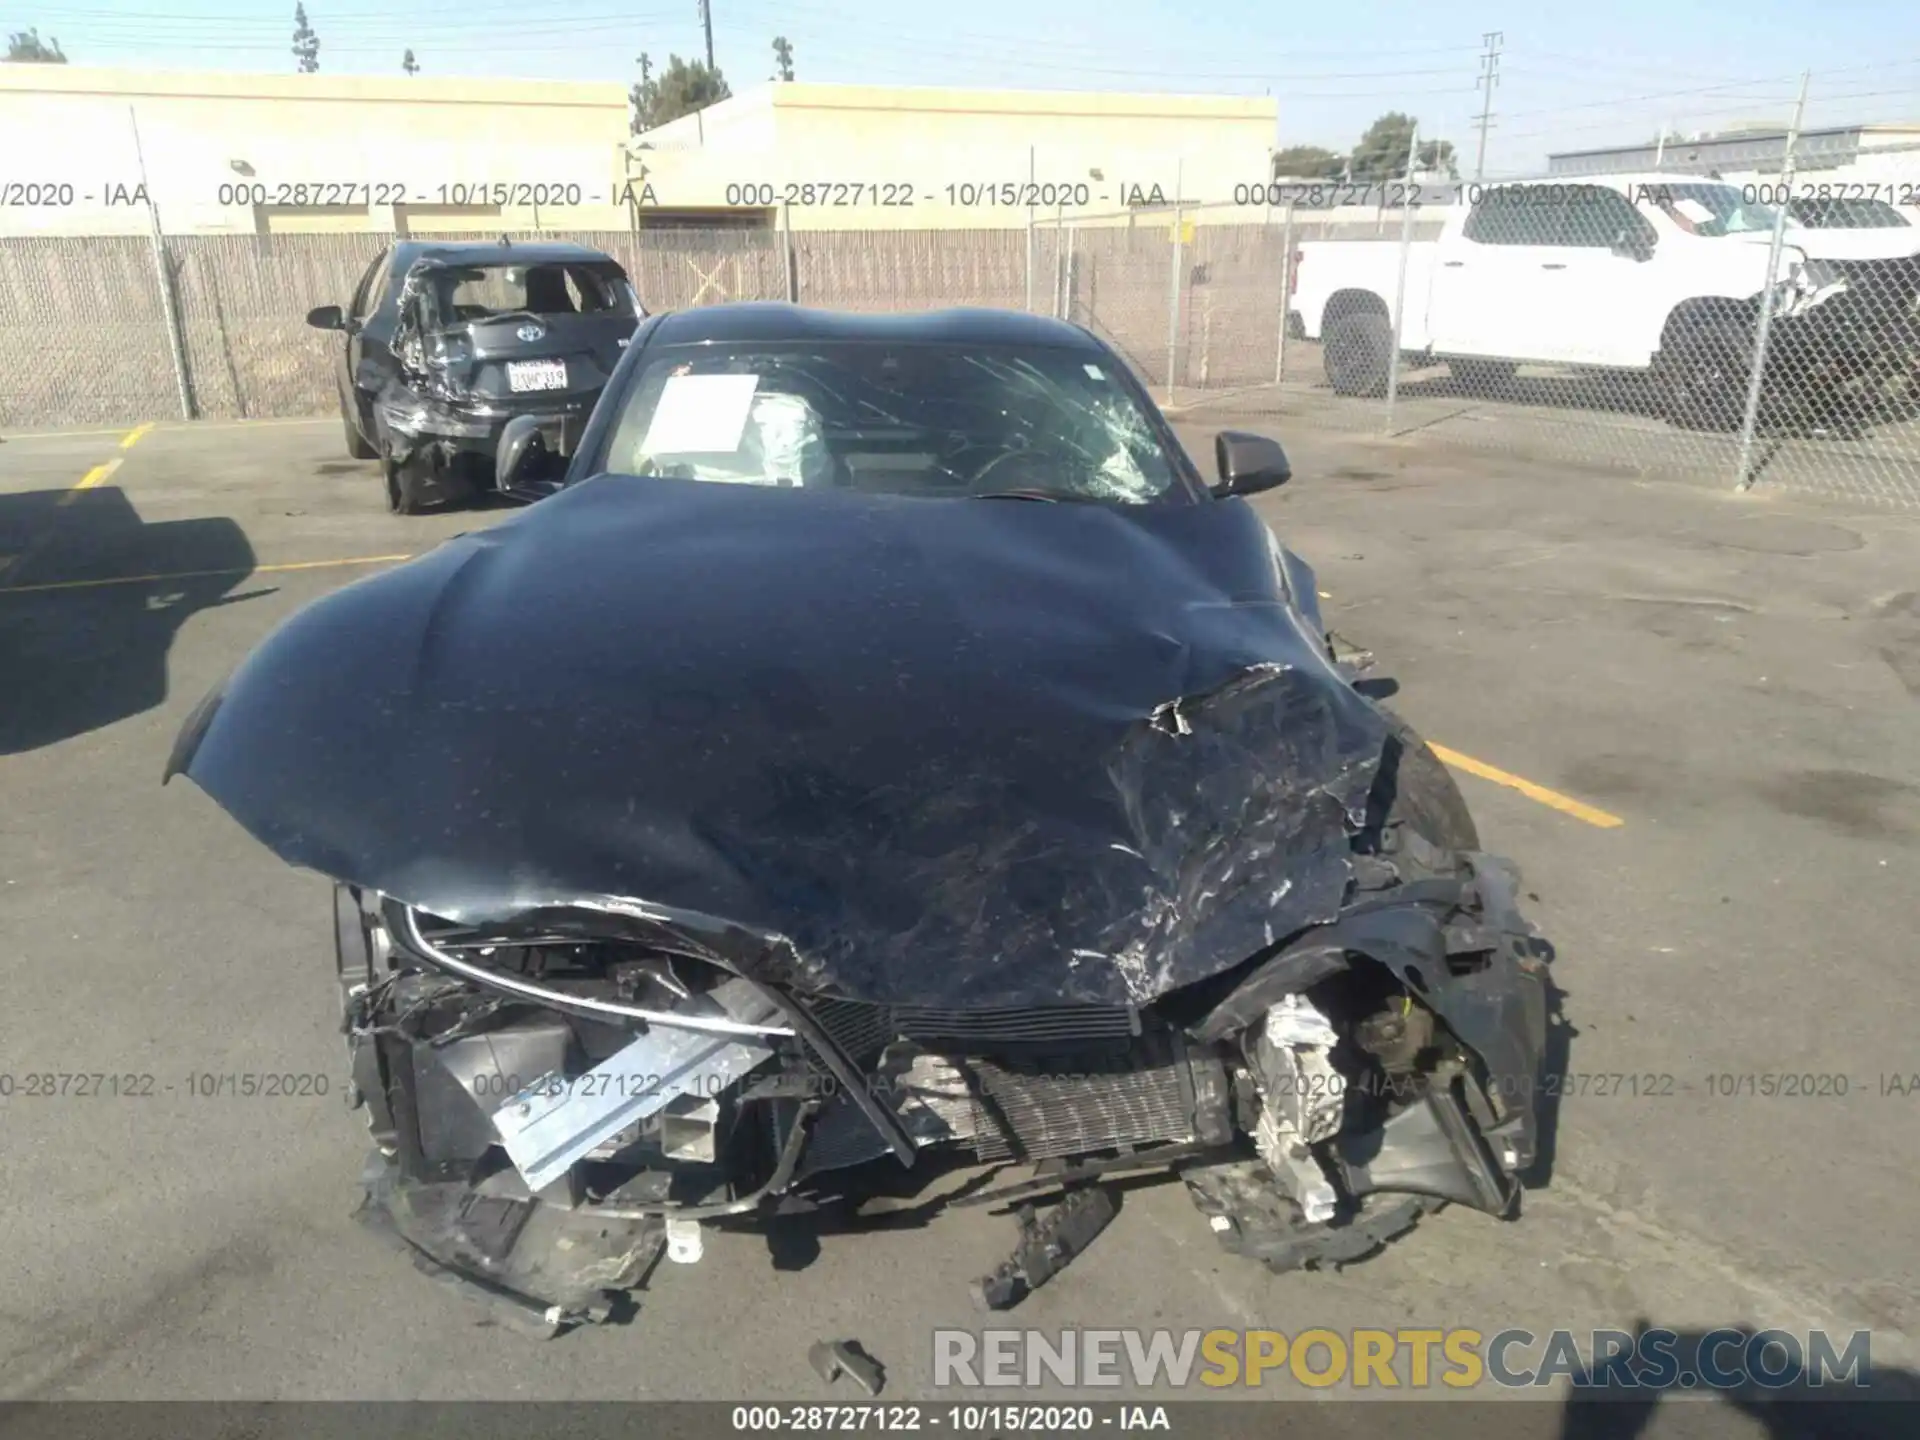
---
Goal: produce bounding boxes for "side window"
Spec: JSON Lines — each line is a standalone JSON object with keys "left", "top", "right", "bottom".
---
{"left": 349, "top": 249, "right": 390, "bottom": 321}
{"left": 1461, "top": 188, "right": 1565, "bottom": 246}
{"left": 1559, "top": 187, "right": 1654, "bottom": 248}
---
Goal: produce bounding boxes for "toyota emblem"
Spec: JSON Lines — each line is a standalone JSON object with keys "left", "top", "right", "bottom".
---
{"left": 516, "top": 322, "right": 546, "bottom": 342}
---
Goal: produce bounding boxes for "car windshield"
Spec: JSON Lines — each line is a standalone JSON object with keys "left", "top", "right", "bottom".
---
{"left": 1642, "top": 182, "right": 1780, "bottom": 236}
{"left": 594, "top": 340, "right": 1184, "bottom": 503}
{"left": 425, "top": 260, "right": 636, "bottom": 324}
{"left": 1787, "top": 197, "right": 1912, "bottom": 229}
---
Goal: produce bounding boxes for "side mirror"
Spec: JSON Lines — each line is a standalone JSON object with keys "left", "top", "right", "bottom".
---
{"left": 305, "top": 304, "right": 346, "bottom": 331}
{"left": 496, "top": 414, "right": 558, "bottom": 495}
{"left": 1211, "top": 430, "right": 1291, "bottom": 498}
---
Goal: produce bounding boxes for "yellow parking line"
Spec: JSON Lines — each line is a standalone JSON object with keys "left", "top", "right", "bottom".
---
{"left": 57, "top": 456, "right": 122, "bottom": 507}
{"left": 119, "top": 422, "right": 155, "bottom": 449}
{"left": 1429, "top": 742, "right": 1625, "bottom": 829}
{"left": 0, "top": 552, "right": 415, "bottom": 595}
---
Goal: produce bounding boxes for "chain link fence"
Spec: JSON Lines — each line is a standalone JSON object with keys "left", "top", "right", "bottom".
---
{"left": 4, "top": 130, "right": 1920, "bottom": 511}
{"left": 0, "top": 226, "right": 1036, "bottom": 429}
{"left": 1041, "top": 138, "right": 1920, "bottom": 510}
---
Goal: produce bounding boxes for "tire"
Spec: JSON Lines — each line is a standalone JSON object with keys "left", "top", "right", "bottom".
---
{"left": 1449, "top": 358, "right": 1516, "bottom": 395}
{"left": 1323, "top": 309, "right": 1393, "bottom": 397}
{"left": 382, "top": 449, "right": 424, "bottom": 516}
{"left": 1374, "top": 707, "right": 1480, "bottom": 854}
{"left": 1657, "top": 311, "right": 1751, "bottom": 432}
{"left": 340, "top": 391, "right": 378, "bottom": 460}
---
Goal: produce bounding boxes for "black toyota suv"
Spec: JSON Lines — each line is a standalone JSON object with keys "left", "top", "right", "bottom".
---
{"left": 307, "top": 239, "right": 644, "bottom": 514}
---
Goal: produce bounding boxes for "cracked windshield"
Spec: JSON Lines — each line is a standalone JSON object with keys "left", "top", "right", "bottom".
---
{"left": 600, "top": 343, "right": 1179, "bottom": 499}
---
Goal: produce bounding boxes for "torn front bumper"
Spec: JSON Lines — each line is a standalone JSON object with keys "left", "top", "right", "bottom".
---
{"left": 334, "top": 847, "right": 1551, "bottom": 1323}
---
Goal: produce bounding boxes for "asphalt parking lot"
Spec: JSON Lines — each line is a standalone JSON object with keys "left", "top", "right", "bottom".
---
{"left": 3, "top": 414, "right": 1918, "bottom": 1426}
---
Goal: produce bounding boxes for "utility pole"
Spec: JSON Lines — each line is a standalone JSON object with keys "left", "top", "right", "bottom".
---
{"left": 1472, "top": 30, "right": 1502, "bottom": 181}
{"left": 698, "top": 0, "right": 714, "bottom": 70}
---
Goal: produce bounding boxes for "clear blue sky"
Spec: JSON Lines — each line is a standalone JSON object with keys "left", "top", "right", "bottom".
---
{"left": 19, "top": 0, "right": 1920, "bottom": 172}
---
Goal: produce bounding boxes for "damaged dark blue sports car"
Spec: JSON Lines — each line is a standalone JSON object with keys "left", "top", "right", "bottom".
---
{"left": 167, "top": 305, "right": 1553, "bottom": 1333}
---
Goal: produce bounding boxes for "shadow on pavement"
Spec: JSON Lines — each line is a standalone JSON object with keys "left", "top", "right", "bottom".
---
{"left": 0, "top": 486, "right": 263, "bottom": 755}
{"left": 1557, "top": 1322, "right": 1920, "bottom": 1438}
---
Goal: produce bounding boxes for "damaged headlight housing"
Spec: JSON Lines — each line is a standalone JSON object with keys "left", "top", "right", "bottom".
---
{"left": 1767, "top": 256, "right": 1846, "bottom": 319}
{"left": 1797, "top": 258, "right": 1843, "bottom": 295}
{"left": 1765, "top": 275, "right": 1802, "bottom": 319}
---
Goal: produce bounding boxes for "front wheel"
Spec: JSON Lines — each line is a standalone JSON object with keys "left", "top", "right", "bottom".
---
{"left": 1657, "top": 318, "right": 1752, "bottom": 432}
{"left": 1374, "top": 708, "right": 1479, "bottom": 854}
{"left": 1324, "top": 311, "right": 1393, "bottom": 397}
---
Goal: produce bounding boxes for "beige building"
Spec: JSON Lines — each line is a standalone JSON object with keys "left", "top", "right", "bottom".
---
{"left": 0, "top": 64, "right": 632, "bottom": 236}
{"left": 0, "top": 66, "right": 1281, "bottom": 236}
{"left": 625, "top": 82, "right": 1280, "bottom": 229}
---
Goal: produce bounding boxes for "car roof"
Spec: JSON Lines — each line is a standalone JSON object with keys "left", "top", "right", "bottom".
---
{"left": 393, "top": 239, "right": 619, "bottom": 269}
{"left": 647, "top": 303, "right": 1104, "bottom": 351}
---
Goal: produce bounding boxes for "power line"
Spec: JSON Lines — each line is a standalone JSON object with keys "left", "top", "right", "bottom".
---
{"left": 1472, "top": 30, "right": 1502, "bottom": 180}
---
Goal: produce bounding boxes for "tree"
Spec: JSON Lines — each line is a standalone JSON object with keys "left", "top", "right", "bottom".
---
{"left": 1269, "top": 145, "right": 1342, "bottom": 180}
{"left": 292, "top": 4, "right": 319, "bottom": 73}
{"left": 1345, "top": 113, "right": 1460, "bottom": 183}
{"left": 771, "top": 35, "right": 794, "bottom": 82}
{"left": 402, "top": 48, "right": 418, "bottom": 74}
{"left": 631, "top": 52, "right": 730, "bottom": 133}
{"left": 5, "top": 27, "right": 67, "bottom": 61}
{"left": 1348, "top": 112, "right": 1417, "bottom": 182}
{"left": 629, "top": 53, "right": 653, "bottom": 135}
{"left": 1417, "top": 138, "right": 1457, "bottom": 179}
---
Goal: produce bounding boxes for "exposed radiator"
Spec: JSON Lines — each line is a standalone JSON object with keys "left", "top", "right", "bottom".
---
{"left": 966, "top": 1056, "right": 1199, "bottom": 1160}
{"left": 883, "top": 1033, "right": 1221, "bottom": 1162}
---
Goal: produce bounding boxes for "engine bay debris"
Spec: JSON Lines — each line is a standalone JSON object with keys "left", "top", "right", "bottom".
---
{"left": 809, "top": 1339, "right": 887, "bottom": 1396}
{"left": 971, "top": 1188, "right": 1120, "bottom": 1312}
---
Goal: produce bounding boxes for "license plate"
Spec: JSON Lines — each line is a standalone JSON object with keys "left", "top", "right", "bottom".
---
{"left": 508, "top": 358, "right": 568, "bottom": 393}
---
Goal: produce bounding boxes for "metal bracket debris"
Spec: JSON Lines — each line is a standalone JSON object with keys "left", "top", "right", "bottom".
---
{"left": 969, "top": 1186, "right": 1117, "bottom": 1311}
{"left": 952, "top": 1142, "right": 1224, "bottom": 1210}
{"left": 809, "top": 1339, "right": 886, "bottom": 1396}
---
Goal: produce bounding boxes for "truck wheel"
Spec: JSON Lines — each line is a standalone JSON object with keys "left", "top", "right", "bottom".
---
{"left": 1450, "top": 358, "right": 1516, "bottom": 395}
{"left": 1658, "top": 315, "right": 1750, "bottom": 432}
{"left": 1324, "top": 311, "right": 1393, "bottom": 397}
{"left": 340, "top": 392, "right": 378, "bottom": 460}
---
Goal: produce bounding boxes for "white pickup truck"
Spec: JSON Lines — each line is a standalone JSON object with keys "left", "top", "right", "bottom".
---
{"left": 1289, "top": 174, "right": 1920, "bottom": 426}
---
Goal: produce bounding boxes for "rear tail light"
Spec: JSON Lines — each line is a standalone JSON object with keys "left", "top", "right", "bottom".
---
{"left": 1290, "top": 250, "right": 1302, "bottom": 297}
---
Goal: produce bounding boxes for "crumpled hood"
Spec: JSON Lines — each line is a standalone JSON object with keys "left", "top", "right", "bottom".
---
{"left": 170, "top": 474, "right": 1393, "bottom": 1007}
